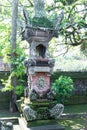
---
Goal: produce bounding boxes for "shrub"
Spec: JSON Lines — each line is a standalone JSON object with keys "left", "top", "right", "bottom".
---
{"left": 51, "top": 75, "right": 74, "bottom": 104}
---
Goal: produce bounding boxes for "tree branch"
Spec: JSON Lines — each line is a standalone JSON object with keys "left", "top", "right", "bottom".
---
{"left": 27, "top": 0, "right": 34, "bottom": 6}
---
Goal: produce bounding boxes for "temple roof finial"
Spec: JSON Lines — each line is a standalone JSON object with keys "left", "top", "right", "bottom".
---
{"left": 34, "top": 0, "right": 46, "bottom": 18}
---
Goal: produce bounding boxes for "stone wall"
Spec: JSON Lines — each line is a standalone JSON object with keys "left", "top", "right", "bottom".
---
{"left": 67, "top": 79, "right": 87, "bottom": 105}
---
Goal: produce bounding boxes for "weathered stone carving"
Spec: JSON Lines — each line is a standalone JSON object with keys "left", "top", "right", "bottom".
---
{"left": 29, "top": 90, "right": 38, "bottom": 101}
{"left": 23, "top": 106, "right": 37, "bottom": 121}
{"left": 28, "top": 59, "right": 36, "bottom": 67}
{"left": 46, "top": 90, "right": 54, "bottom": 100}
{"left": 48, "top": 59, "right": 55, "bottom": 67}
{"left": 50, "top": 104, "right": 64, "bottom": 119}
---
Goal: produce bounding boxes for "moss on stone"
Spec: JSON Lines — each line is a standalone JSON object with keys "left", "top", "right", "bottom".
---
{"left": 31, "top": 17, "right": 53, "bottom": 28}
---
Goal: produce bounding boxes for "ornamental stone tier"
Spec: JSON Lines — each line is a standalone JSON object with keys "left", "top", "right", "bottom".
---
{"left": 16, "top": 0, "right": 64, "bottom": 125}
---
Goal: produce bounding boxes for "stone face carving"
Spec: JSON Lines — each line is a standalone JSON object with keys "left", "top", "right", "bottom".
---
{"left": 50, "top": 104, "right": 64, "bottom": 119}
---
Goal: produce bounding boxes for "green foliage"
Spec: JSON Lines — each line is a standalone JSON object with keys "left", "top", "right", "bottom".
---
{"left": 0, "top": 1, "right": 28, "bottom": 96}
{"left": 31, "top": 17, "right": 53, "bottom": 28}
{"left": 1, "top": 75, "right": 13, "bottom": 92}
{"left": 10, "top": 43, "right": 26, "bottom": 77}
{"left": 1, "top": 40, "right": 27, "bottom": 94}
{"left": 15, "top": 85, "right": 25, "bottom": 96}
{"left": 51, "top": 75, "right": 74, "bottom": 103}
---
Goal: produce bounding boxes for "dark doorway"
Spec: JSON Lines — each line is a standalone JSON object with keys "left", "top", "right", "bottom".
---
{"left": 36, "top": 44, "right": 46, "bottom": 58}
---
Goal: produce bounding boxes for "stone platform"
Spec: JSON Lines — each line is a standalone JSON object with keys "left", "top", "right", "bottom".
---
{"left": 18, "top": 118, "right": 65, "bottom": 130}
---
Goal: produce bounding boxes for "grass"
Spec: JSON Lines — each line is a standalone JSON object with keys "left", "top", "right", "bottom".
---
{"left": 27, "top": 118, "right": 86, "bottom": 130}
{"left": 59, "top": 117, "right": 86, "bottom": 130}
{"left": 64, "top": 104, "right": 87, "bottom": 114}
{"left": 61, "top": 104, "right": 87, "bottom": 129}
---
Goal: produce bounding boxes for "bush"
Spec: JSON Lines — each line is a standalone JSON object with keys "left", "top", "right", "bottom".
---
{"left": 51, "top": 75, "right": 74, "bottom": 104}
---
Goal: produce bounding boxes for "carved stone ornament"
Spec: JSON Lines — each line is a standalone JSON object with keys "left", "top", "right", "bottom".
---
{"left": 50, "top": 104, "right": 64, "bottom": 119}
{"left": 48, "top": 59, "right": 55, "bottom": 67}
{"left": 36, "top": 76, "right": 47, "bottom": 90}
{"left": 23, "top": 106, "right": 37, "bottom": 121}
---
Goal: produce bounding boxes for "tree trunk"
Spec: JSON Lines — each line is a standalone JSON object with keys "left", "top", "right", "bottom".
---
{"left": 10, "top": 0, "right": 18, "bottom": 112}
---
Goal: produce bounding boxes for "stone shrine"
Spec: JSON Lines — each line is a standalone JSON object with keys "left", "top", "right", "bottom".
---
{"left": 16, "top": 0, "right": 64, "bottom": 126}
